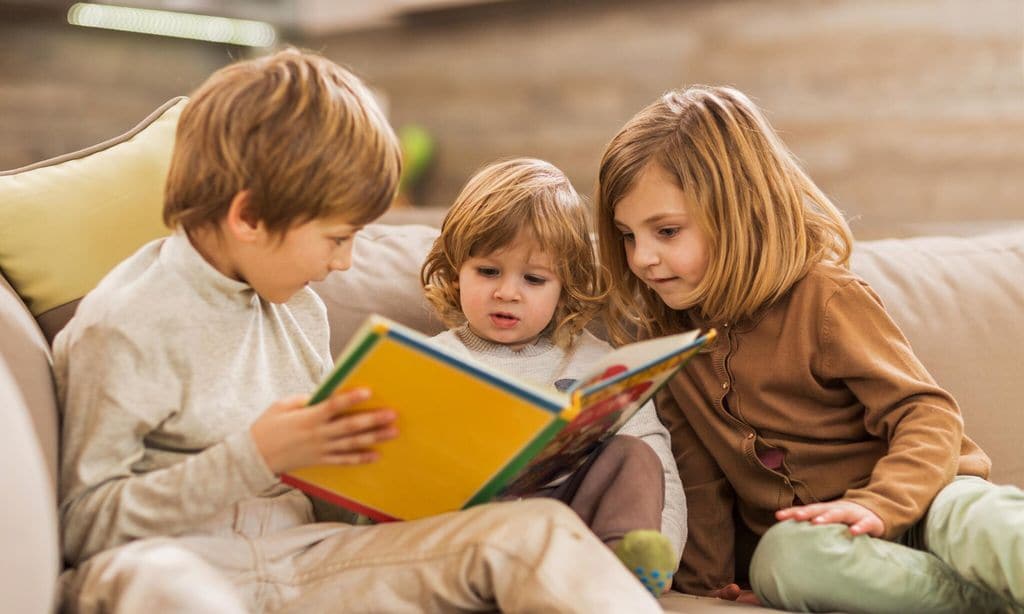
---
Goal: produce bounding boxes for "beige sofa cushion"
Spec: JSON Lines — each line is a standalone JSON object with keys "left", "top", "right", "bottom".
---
{"left": 0, "top": 274, "right": 58, "bottom": 487}
{"left": 0, "top": 354, "right": 59, "bottom": 613}
{"left": 853, "top": 229, "right": 1024, "bottom": 487}
{"left": 0, "top": 97, "right": 183, "bottom": 341}
{"left": 310, "top": 223, "right": 446, "bottom": 358}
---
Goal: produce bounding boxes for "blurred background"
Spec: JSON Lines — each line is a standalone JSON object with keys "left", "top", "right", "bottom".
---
{"left": 2, "top": 0, "right": 1022, "bottom": 238}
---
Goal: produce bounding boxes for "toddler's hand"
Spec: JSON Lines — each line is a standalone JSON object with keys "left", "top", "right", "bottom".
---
{"left": 250, "top": 388, "right": 398, "bottom": 475}
{"left": 775, "top": 499, "right": 884, "bottom": 537}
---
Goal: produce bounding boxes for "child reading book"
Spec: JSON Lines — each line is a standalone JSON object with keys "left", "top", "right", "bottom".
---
{"left": 595, "top": 84, "right": 1024, "bottom": 611}
{"left": 52, "top": 50, "right": 663, "bottom": 613}
{"left": 421, "top": 157, "right": 685, "bottom": 595}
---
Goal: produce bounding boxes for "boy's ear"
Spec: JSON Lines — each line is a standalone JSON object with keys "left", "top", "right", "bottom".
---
{"left": 224, "top": 190, "right": 263, "bottom": 242}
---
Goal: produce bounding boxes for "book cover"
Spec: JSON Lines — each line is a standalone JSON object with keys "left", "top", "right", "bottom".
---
{"left": 281, "top": 314, "right": 714, "bottom": 522}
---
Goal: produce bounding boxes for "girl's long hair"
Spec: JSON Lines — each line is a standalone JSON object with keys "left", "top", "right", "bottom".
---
{"left": 597, "top": 86, "right": 852, "bottom": 344}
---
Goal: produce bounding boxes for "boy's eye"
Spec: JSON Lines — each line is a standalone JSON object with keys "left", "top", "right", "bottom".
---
{"left": 477, "top": 266, "right": 499, "bottom": 277}
{"left": 331, "top": 236, "right": 352, "bottom": 246}
{"left": 524, "top": 274, "right": 547, "bottom": 285}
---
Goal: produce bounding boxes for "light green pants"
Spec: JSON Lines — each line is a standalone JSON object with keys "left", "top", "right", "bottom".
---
{"left": 749, "top": 476, "right": 1024, "bottom": 613}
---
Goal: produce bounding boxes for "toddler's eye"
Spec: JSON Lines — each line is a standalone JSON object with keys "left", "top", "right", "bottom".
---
{"left": 477, "top": 266, "right": 499, "bottom": 277}
{"left": 331, "top": 236, "right": 352, "bottom": 246}
{"left": 524, "top": 274, "right": 547, "bottom": 285}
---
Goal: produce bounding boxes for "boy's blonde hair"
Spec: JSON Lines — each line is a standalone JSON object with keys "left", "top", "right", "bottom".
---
{"left": 597, "top": 85, "right": 853, "bottom": 344}
{"left": 421, "top": 158, "right": 603, "bottom": 348}
{"left": 164, "top": 48, "right": 400, "bottom": 234}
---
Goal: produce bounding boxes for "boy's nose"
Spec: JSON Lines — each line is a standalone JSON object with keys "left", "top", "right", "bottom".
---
{"left": 329, "top": 254, "right": 352, "bottom": 272}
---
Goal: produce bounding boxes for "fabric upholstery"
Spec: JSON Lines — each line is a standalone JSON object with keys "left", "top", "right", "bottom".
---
{"left": 853, "top": 230, "right": 1024, "bottom": 486}
{"left": 0, "top": 274, "right": 58, "bottom": 486}
{"left": 0, "top": 354, "right": 59, "bottom": 614}
{"left": 0, "top": 97, "right": 184, "bottom": 321}
{"left": 313, "top": 223, "right": 1024, "bottom": 488}
{"left": 310, "top": 223, "right": 446, "bottom": 358}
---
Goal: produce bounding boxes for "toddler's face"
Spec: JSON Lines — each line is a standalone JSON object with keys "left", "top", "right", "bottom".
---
{"left": 457, "top": 229, "right": 562, "bottom": 350}
{"left": 613, "top": 162, "right": 710, "bottom": 310}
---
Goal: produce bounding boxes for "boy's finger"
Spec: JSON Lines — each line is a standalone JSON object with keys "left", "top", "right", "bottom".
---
{"left": 320, "top": 388, "right": 372, "bottom": 413}
{"left": 328, "top": 426, "right": 399, "bottom": 451}
{"left": 328, "top": 409, "right": 397, "bottom": 435}
{"left": 274, "top": 394, "right": 311, "bottom": 410}
{"left": 323, "top": 450, "right": 381, "bottom": 465}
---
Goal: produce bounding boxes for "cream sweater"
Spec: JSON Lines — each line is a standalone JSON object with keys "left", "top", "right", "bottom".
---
{"left": 432, "top": 324, "right": 687, "bottom": 559}
{"left": 53, "top": 231, "right": 332, "bottom": 566}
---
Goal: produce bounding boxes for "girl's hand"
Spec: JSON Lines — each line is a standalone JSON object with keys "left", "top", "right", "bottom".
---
{"left": 775, "top": 499, "right": 884, "bottom": 537}
{"left": 250, "top": 388, "right": 399, "bottom": 475}
{"left": 709, "top": 584, "right": 761, "bottom": 605}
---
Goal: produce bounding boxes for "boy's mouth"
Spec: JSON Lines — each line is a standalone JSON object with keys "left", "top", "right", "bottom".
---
{"left": 489, "top": 312, "right": 520, "bottom": 329}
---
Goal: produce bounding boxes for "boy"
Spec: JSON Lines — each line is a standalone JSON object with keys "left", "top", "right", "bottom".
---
{"left": 54, "top": 50, "right": 661, "bottom": 613}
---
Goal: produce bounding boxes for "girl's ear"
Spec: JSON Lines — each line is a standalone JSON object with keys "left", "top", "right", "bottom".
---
{"left": 224, "top": 190, "right": 263, "bottom": 242}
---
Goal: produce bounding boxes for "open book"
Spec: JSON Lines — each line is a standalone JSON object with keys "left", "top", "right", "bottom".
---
{"left": 282, "top": 314, "right": 715, "bottom": 522}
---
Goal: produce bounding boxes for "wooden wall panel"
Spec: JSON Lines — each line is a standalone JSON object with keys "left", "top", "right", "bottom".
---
{"left": 3, "top": 0, "right": 1022, "bottom": 237}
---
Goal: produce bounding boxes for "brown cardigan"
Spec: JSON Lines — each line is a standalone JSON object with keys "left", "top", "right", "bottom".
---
{"left": 659, "top": 262, "right": 991, "bottom": 595}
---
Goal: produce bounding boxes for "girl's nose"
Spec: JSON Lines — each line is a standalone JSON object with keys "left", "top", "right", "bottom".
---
{"left": 494, "top": 279, "right": 520, "bottom": 301}
{"left": 632, "top": 238, "right": 660, "bottom": 267}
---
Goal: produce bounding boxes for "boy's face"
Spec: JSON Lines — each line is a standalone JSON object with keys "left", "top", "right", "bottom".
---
{"left": 613, "top": 162, "right": 710, "bottom": 310}
{"left": 237, "top": 215, "right": 362, "bottom": 303}
{"left": 457, "top": 230, "right": 563, "bottom": 351}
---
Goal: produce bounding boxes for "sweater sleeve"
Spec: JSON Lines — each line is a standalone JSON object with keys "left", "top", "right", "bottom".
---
{"left": 617, "top": 400, "right": 687, "bottom": 562}
{"left": 58, "top": 324, "right": 280, "bottom": 566}
{"left": 657, "top": 386, "right": 737, "bottom": 595}
{"left": 818, "top": 279, "right": 964, "bottom": 539}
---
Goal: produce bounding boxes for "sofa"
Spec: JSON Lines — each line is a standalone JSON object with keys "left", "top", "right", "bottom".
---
{"left": 1, "top": 98, "right": 1022, "bottom": 613}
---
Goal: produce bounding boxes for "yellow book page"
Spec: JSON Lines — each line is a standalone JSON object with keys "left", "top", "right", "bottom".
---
{"left": 288, "top": 338, "right": 557, "bottom": 519}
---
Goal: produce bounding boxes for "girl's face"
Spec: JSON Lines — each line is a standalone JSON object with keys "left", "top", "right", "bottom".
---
{"left": 457, "top": 228, "right": 563, "bottom": 350}
{"left": 613, "top": 162, "right": 710, "bottom": 310}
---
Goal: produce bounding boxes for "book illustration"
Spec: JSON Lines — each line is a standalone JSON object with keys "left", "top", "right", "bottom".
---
{"left": 281, "top": 314, "right": 715, "bottom": 522}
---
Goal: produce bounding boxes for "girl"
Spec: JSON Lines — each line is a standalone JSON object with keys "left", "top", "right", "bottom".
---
{"left": 595, "top": 85, "right": 1024, "bottom": 612}
{"left": 421, "top": 157, "right": 684, "bottom": 595}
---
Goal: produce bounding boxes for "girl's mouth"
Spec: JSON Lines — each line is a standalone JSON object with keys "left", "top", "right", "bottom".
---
{"left": 489, "top": 312, "right": 520, "bottom": 329}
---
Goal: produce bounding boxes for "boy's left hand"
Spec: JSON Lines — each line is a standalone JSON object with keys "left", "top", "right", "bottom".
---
{"left": 775, "top": 499, "right": 884, "bottom": 537}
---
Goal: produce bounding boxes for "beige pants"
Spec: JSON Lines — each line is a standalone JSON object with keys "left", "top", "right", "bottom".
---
{"left": 60, "top": 493, "right": 661, "bottom": 613}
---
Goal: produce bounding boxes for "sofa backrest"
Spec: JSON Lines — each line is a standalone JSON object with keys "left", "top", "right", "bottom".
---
{"left": 0, "top": 342, "right": 59, "bottom": 613}
{"left": 853, "top": 230, "right": 1024, "bottom": 486}
{"left": 317, "top": 224, "right": 1024, "bottom": 488}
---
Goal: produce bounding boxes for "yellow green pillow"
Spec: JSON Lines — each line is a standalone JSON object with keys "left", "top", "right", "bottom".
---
{"left": 0, "top": 97, "right": 185, "bottom": 335}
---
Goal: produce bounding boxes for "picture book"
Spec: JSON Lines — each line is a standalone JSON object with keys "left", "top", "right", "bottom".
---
{"left": 281, "top": 314, "right": 715, "bottom": 522}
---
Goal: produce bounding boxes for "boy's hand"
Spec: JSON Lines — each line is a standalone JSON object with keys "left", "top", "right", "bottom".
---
{"left": 250, "top": 388, "right": 398, "bottom": 475}
{"left": 775, "top": 499, "right": 884, "bottom": 537}
{"left": 709, "top": 584, "right": 761, "bottom": 605}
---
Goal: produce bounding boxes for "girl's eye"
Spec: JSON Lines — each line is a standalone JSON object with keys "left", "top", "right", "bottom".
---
{"left": 524, "top": 274, "right": 547, "bottom": 285}
{"left": 477, "top": 266, "right": 499, "bottom": 277}
{"left": 620, "top": 231, "right": 635, "bottom": 243}
{"left": 658, "top": 227, "right": 680, "bottom": 238}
